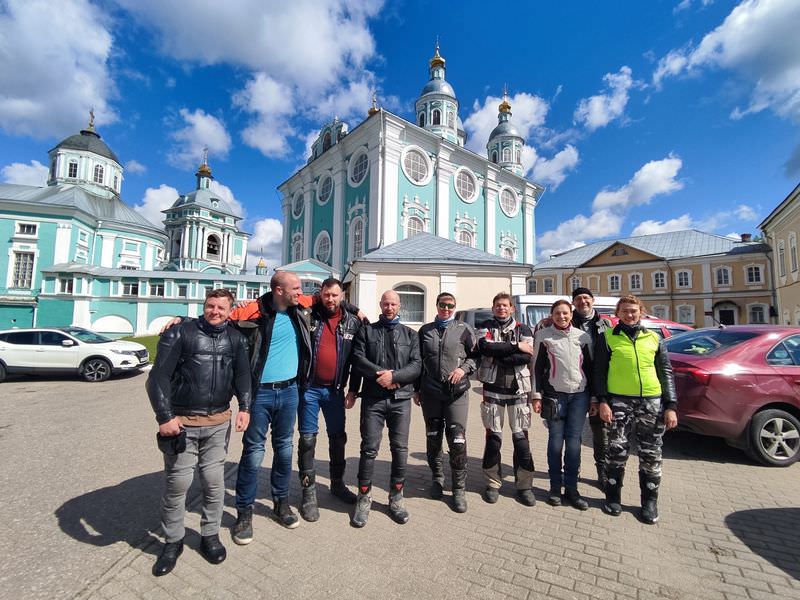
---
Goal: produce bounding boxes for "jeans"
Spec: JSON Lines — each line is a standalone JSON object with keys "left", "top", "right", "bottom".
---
{"left": 161, "top": 421, "right": 231, "bottom": 542}
{"left": 298, "top": 385, "right": 346, "bottom": 435}
{"left": 545, "top": 391, "right": 589, "bottom": 490}
{"left": 235, "top": 384, "right": 299, "bottom": 507}
{"left": 357, "top": 396, "right": 411, "bottom": 488}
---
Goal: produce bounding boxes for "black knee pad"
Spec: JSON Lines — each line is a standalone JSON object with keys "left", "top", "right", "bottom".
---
{"left": 426, "top": 417, "right": 444, "bottom": 438}
{"left": 511, "top": 431, "right": 534, "bottom": 470}
{"left": 482, "top": 431, "right": 502, "bottom": 469}
{"left": 299, "top": 433, "right": 317, "bottom": 453}
{"left": 329, "top": 431, "right": 347, "bottom": 447}
{"left": 298, "top": 433, "right": 317, "bottom": 472}
{"left": 447, "top": 424, "right": 467, "bottom": 469}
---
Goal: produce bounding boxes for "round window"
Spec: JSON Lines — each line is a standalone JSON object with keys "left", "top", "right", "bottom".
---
{"left": 455, "top": 168, "right": 477, "bottom": 202}
{"left": 403, "top": 149, "right": 429, "bottom": 184}
{"left": 349, "top": 151, "right": 369, "bottom": 186}
{"left": 499, "top": 188, "right": 519, "bottom": 217}
{"left": 292, "top": 192, "right": 304, "bottom": 218}
{"left": 318, "top": 175, "right": 332, "bottom": 204}
{"left": 314, "top": 231, "right": 331, "bottom": 263}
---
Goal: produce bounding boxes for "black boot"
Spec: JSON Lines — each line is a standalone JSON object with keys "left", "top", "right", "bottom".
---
{"left": 274, "top": 497, "right": 299, "bottom": 529}
{"left": 299, "top": 470, "right": 319, "bottom": 522}
{"left": 426, "top": 430, "right": 445, "bottom": 499}
{"left": 200, "top": 534, "right": 226, "bottom": 564}
{"left": 351, "top": 485, "right": 372, "bottom": 528}
{"left": 328, "top": 432, "right": 357, "bottom": 503}
{"left": 639, "top": 472, "right": 660, "bottom": 524}
{"left": 451, "top": 469, "right": 467, "bottom": 513}
{"left": 232, "top": 506, "right": 253, "bottom": 545}
{"left": 388, "top": 482, "right": 409, "bottom": 524}
{"left": 564, "top": 488, "right": 589, "bottom": 511}
{"left": 152, "top": 540, "right": 183, "bottom": 576}
{"left": 603, "top": 467, "right": 624, "bottom": 516}
{"left": 596, "top": 463, "right": 608, "bottom": 491}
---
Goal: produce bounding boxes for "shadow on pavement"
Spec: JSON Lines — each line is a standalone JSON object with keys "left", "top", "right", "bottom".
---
{"left": 662, "top": 430, "right": 756, "bottom": 465}
{"left": 725, "top": 508, "right": 800, "bottom": 580}
{"left": 55, "top": 471, "right": 163, "bottom": 554}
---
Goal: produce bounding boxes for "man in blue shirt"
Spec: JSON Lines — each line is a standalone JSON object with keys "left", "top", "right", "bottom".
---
{"left": 231, "top": 272, "right": 312, "bottom": 542}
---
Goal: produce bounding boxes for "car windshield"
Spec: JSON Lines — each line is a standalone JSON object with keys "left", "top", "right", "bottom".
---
{"left": 60, "top": 327, "right": 113, "bottom": 344}
{"left": 665, "top": 329, "right": 760, "bottom": 356}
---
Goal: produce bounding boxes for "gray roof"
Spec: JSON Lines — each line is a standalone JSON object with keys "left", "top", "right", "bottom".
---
{"left": 357, "top": 233, "right": 526, "bottom": 267}
{"left": 489, "top": 119, "right": 522, "bottom": 141}
{"left": 41, "top": 263, "right": 271, "bottom": 283}
{"left": 0, "top": 182, "right": 165, "bottom": 236}
{"left": 419, "top": 78, "right": 457, "bottom": 99}
{"left": 170, "top": 188, "right": 239, "bottom": 219}
{"left": 534, "top": 229, "right": 769, "bottom": 269}
{"left": 49, "top": 129, "right": 120, "bottom": 164}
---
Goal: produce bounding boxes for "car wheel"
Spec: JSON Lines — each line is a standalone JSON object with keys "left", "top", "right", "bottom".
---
{"left": 82, "top": 358, "right": 111, "bottom": 382}
{"left": 748, "top": 409, "right": 800, "bottom": 467}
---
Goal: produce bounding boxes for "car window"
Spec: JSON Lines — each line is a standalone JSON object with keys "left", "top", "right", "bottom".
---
{"left": 767, "top": 335, "right": 800, "bottom": 366}
{"left": 666, "top": 327, "right": 691, "bottom": 338}
{"left": 526, "top": 306, "right": 551, "bottom": 327}
{"left": 4, "top": 331, "right": 38, "bottom": 345}
{"left": 666, "top": 330, "right": 760, "bottom": 355}
{"left": 40, "top": 331, "right": 70, "bottom": 346}
{"left": 646, "top": 327, "right": 665, "bottom": 339}
{"left": 60, "top": 328, "right": 112, "bottom": 344}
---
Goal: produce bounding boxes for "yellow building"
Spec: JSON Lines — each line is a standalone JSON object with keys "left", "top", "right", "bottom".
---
{"left": 529, "top": 230, "right": 772, "bottom": 327}
{"left": 759, "top": 182, "right": 800, "bottom": 325}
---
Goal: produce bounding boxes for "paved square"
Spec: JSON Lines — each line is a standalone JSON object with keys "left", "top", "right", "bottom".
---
{"left": 1, "top": 372, "right": 797, "bottom": 600}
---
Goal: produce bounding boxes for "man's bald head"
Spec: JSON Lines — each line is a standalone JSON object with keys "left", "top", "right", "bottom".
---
{"left": 271, "top": 272, "right": 301, "bottom": 310}
{"left": 380, "top": 289, "right": 401, "bottom": 320}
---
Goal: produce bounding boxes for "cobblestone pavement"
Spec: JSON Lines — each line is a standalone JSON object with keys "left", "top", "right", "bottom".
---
{"left": 1, "top": 372, "right": 798, "bottom": 600}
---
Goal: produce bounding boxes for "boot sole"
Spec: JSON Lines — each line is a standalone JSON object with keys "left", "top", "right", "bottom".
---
{"left": 602, "top": 503, "right": 622, "bottom": 516}
{"left": 232, "top": 534, "right": 252, "bottom": 545}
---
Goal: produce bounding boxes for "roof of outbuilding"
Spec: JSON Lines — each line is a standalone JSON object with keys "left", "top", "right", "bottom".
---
{"left": 49, "top": 129, "right": 120, "bottom": 164}
{"left": 0, "top": 182, "right": 165, "bottom": 235}
{"left": 534, "top": 229, "right": 769, "bottom": 269}
{"left": 357, "top": 232, "right": 526, "bottom": 267}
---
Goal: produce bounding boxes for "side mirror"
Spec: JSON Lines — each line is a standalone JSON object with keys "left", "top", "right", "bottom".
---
{"left": 62, "top": 339, "right": 75, "bottom": 347}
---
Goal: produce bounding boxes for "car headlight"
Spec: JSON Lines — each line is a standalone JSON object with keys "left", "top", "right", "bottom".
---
{"left": 111, "top": 349, "right": 137, "bottom": 355}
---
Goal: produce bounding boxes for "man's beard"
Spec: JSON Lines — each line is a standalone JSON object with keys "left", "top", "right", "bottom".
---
{"left": 324, "top": 303, "right": 340, "bottom": 317}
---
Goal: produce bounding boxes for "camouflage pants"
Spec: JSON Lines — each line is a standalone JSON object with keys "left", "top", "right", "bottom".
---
{"left": 607, "top": 396, "right": 665, "bottom": 477}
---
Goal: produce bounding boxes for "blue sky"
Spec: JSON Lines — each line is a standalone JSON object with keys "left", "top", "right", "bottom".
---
{"left": 1, "top": 0, "right": 799, "bottom": 267}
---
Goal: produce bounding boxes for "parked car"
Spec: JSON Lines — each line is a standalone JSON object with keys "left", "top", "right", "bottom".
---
{"left": 0, "top": 327, "right": 149, "bottom": 383}
{"left": 666, "top": 325, "right": 800, "bottom": 466}
{"left": 454, "top": 308, "right": 494, "bottom": 329}
{"left": 605, "top": 314, "right": 693, "bottom": 339}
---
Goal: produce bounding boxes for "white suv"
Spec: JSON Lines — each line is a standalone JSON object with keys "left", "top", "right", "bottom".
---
{"left": 0, "top": 327, "right": 149, "bottom": 383}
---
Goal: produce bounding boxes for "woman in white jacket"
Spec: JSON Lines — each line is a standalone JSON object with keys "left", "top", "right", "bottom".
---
{"left": 532, "top": 299, "right": 593, "bottom": 510}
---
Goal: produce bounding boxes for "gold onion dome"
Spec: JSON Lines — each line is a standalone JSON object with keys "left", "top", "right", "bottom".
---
{"left": 257, "top": 257, "right": 266, "bottom": 268}
{"left": 368, "top": 93, "right": 379, "bottom": 116}
{"left": 196, "top": 147, "right": 212, "bottom": 176}
{"left": 499, "top": 91, "right": 512, "bottom": 114}
{"left": 429, "top": 42, "right": 445, "bottom": 69}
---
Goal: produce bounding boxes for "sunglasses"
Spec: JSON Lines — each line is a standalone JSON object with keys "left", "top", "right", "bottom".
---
{"left": 437, "top": 302, "right": 456, "bottom": 309}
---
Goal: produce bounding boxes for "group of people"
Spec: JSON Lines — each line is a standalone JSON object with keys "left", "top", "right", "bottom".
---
{"left": 145, "top": 276, "right": 678, "bottom": 577}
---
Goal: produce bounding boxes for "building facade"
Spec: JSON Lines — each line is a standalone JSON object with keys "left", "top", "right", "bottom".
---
{"left": 759, "top": 182, "right": 800, "bottom": 325}
{"left": 529, "top": 230, "right": 773, "bottom": 327}
{"left": 0, "top": 120, "right": 272, "bottom": 335}
{"left": 278, "top": 45, "right": 544, "bottom": 276}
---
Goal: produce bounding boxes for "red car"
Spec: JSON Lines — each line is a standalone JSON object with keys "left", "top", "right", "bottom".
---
{"left": 666, "top": 325, "right": 800, "bottom": 466}
{"left": 604, "top": 315, "right": 693, "bottom": 339}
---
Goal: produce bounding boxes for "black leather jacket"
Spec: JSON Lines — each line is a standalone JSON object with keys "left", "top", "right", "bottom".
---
{"left": 351, "top": 321, "right": 422, "bottom": 400}
{"left": 307, "top": 304, "right": 363, "bottom": 393}
{"left": 232, "top": 292, "right": 313, "bottom": 390}
{"left": 146, "top": 318, "right": 252, "bottom": 425}
{"left": 417, "top": 320, "right": 479, "bottom": 398}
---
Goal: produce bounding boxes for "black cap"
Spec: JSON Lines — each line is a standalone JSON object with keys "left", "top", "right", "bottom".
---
{"left": 572, "top": 287, "right": 594, "bottom": 300}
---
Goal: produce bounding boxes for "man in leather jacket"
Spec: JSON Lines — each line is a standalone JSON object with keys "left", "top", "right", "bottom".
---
{"left": 349, "top": 289, "right": 422, "bottom": 527}
{"left": 146, "top": 289, "right": 252, "bottom": 577}
{"left": 296, "top": 277, "right": 363, "bottom": 521}
{"left": 593, "top": 295, "right": 678, "bottom": 524}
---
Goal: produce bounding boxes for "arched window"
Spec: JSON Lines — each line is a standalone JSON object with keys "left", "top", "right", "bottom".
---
{"left": 113, "top": 175, "right": 118, "bottom": 192}
{"left": 395, "top": 284, "right": 424, "bottom": 323}
{"left": 515, "top": 149, "right": 520, "bottom": 163}
{"left": 418, "top": 113, "right": 426, "bottom": 127}
{"left": 402, "top": 148, "right": 429, "bottom": 184}
{"left": 432, "top": 109, "right": 441, "bottom": 125}
{"left": 322, "top": 131, "right": 332, "bottom": 152}
{"left": 779, "top": 240, "right": 786, "bottom": 277}
{"left": 349, "top": 151, "right": 369, "bottom": 186}
{"left": 93, "top": 164, "right": 104, "bottom": 184}
{"left": 314, "top": 231, "right": 332, "bottom": 264}
{"left": 407, "top": 216, "right": 424, "bottom": 238}
{"left": 292, "top": 240, "right": 303, "bottom": 262}
{"left": 499, "top": 188, "right": 518, "bottom": 217}
{"left": 457, "top": 230, "right": 473, "bottom": 247}
{"left": 447, "top": 111, "right": 455, "bottom": 128}
{"left": 491, "top": 150, "right": 498, "bottom": 164}
{"left": 502, "top": 147, "right": 511, "bottom": 162}
{"left": 350, "top": 218, "right": 364, "bottom": 260}
{"left": 206, "top": 235, "right": 220, "bottom": 258}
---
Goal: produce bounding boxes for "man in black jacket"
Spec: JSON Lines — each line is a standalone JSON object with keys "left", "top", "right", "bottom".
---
{"left": 349, "top": 289, "right": 422, "bottom": 527}
{"left": 146, "top": 289, "right": 252, "bottom": 577}
{"left": 296, "top": 277, "right": 362, "bottom": 522}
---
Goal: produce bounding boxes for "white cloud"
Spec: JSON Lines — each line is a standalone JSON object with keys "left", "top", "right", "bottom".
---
{"left": 631, "top": 214, "right": 694, "bottom": 236}
{"left": 169, "top": 108, "right": 232, "bottom": 170}
{"left": 125, "top": 160, "right": 146, "bottom": 174}
{"left": 1, "top": 159, "right": 48, "bottom": 185}
{"left": 464, "top": 92, "right": 549, "bottom": 154}
{"left": 530, "top": 145, "right": 580, "bottom": 190}
{"left": 0, "top": 0, "right": 116, "bottom": 138}
{"left": 574, "top": 66, "right": 637, "bottom": 131}
{"left": 246, "top": 217, "right": 284, "bottom": 273}
{"left": 674, "top": 0, "right": 714, "bottom": 13}
{"left": 234, "top": 73, "right": 296, "bottom": 158}
{"left": 133, "top": 184, "right": 179, "bottom": 227}
{"left": 653, "top": 0, "right": 800, "bottom": 122}
{"left": 735, "top": 203, "right": 758, "bottom": 220}
{"left": 538, "top": 156, "right": 684, "bottom": 259}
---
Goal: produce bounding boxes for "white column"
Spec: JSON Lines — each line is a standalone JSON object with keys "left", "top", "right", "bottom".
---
{"left": 72, "top": 299, "right": 91, "bottom": 327}
{"left": 53, "top": 223, "right": 72, "bottom": 263}
{"left": 332, "top": 167, "right": 344, "bottom": 272}
{"left": 382, "top": 144, "right": 401, "bottom": 246}
{"left": 182, "top": 223, "right": 189, "bottom": 258}
{"left": 303, "top": 185, "right": 313, "bottom": 259}
{"left": 100, "top": 233, "right": 116, "bottom": 267}
{"left": 523, "top": 196, "right": 535, "bottom": 265}
{"left": 281, "top": 195, "right": 291, "bottom": 264}
{"left": 511, "top": 274, "right": 527, "bottom": 296}
{"left": 144, "top": 243, "right": 154, "bottom": 270}
{"left": 357, "top": 271, "right": 378, "bottom": 322}
{"left": 136, "top": 299, "right": 148, "bottom": 335}
{"left": 436, "top": 149, "right": 452, "bottom": 239}
{"left": 484, "top": 181, "right": 497, "bottom": 255}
